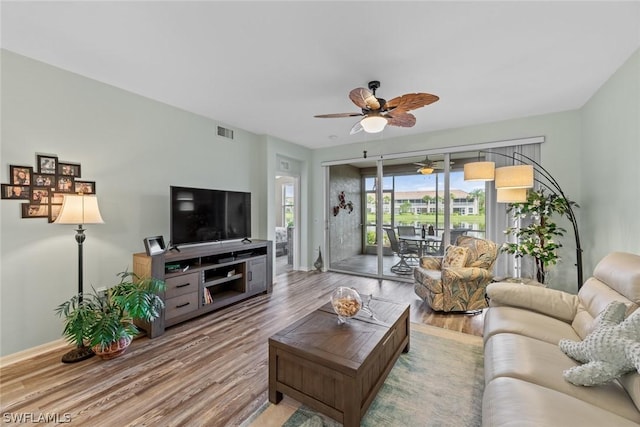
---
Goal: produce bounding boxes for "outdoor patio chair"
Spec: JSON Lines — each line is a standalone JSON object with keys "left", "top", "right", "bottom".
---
{"left": 384, "top": 227, "right": 419, "bottom": 275}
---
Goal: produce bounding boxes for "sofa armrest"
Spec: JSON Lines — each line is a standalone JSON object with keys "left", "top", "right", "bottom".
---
{"left": 419, "top": 256, "right": 442, "bottom": 270}
{"left": 486, "top": 282, "right": 579, "bottom": 323}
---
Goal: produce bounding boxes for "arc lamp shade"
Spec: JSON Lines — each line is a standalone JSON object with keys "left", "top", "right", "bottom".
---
{"left": 496, "top": 188, "right": 528, "bottom": 203}
{"left": 495, "top": 165, "right": 534, "bottom": 189}
{"left": 464, "top": 161, "right": 495, "bottom": 181}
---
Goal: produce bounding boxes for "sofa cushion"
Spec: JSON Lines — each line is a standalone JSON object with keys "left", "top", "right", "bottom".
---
{"left": 487, "top": 282, "right": 579, "bottom": 322}
{"left": 485, "top": 333, "right": 640, "bottom": 423}
{"left": 574, "top": 277, "right": 639, "bottom": 339}
{"left": 483, "top": 377, "right": 640, "bottom": 427}
{"left": 620, "top": 373, "right": 640, "bottom": 413}
{"left": 560, "top": 301, "right": 640, "bottom": 387}
{"left": 484, "top": 306, "right": 581, "bottom": 345}
{"left": 441, "top": 245, "right": 468, "bottom": 268}
{"left": 593, "top": 252, "right": 640, "bottom": 305}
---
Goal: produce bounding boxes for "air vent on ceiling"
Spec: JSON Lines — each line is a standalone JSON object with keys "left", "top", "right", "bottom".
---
{"left": 217, "top": 126, "right": 234, "bottom": 140}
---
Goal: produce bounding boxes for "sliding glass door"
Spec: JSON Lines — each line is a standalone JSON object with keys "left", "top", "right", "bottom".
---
{"left": 327, "top": 150, "right": 487, "bottom": 281}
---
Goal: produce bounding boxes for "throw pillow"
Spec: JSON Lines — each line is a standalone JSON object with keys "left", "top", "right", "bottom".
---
{"left": 442, "top": 245, "right": 469, "bottom": 268}
{"left": 559, "top": 301, "right": 640, "bottom": 386}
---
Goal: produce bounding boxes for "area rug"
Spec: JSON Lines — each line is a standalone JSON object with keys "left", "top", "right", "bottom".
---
{"left": 243, "top": 323, "right": 484, "bottom": 427}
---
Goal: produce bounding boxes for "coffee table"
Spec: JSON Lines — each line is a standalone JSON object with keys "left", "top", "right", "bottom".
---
{"left": 268, "top": 297, "right": 410, "bottom": 427}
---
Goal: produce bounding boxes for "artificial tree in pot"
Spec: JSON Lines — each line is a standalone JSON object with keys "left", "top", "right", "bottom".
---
{"left": 501, "top": 189, "right": 578, "bottom": 284}
{"left": 56, "top": 271, "right": 165, "bottom": 360}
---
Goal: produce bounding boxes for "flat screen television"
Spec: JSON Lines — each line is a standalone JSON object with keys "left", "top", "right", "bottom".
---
{"left": 170, "top": 186, "right": 251, "bottom": 246}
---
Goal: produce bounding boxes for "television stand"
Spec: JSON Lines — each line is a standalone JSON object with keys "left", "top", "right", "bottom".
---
{"left": 133, "top": 239, "right": 272, "bottom": 338}
{"left": 242, "top": 237, "right": 252, "bottom": 243}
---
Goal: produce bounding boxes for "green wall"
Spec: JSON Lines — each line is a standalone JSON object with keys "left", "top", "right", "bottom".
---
{"left": 580, "top": 48, "right": 640, "bottom": 273}
{"left": 0, "top": 50, "right": 312, "bottom": 356}
{"left": 2, "top": 46, "right": 638, "bottom": 356}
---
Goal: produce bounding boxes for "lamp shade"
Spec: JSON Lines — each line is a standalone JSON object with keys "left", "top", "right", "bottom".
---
{"left": 55, "top": 194, "right": 104, "bottom": 225}
{"left": 496, "top": 188, "right": 528, "bottom": 203}
{"left": 495, "top": 165, "right": 534, "bottom": 189}
{"left": 360, "top": 115, "right": 387, "bottom": 133}
{"left": 464, "top": 161, "right": 495, "bottom": 181}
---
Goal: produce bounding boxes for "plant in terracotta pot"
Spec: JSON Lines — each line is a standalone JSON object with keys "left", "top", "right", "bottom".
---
{"left": 56, "top": 271, "right": 165, "bottom": 360}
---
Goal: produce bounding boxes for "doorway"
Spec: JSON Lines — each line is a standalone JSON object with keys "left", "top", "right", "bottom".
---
{"left": 275, "top": 175, "right": 296, "bottom": 276}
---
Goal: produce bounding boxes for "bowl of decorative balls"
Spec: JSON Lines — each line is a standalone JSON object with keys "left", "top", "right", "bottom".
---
{"left": 330, "top": 287, "right": 363, "bottom": 323}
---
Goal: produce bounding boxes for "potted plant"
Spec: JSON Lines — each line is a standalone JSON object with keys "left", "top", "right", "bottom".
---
{"left": 501, "top": 189, "right": 578, "bottom": 284}
{"left": 56, "top": 271, "right": 165, "bottom": 360}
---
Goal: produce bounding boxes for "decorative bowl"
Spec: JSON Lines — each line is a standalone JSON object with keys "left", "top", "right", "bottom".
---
{"left": 330, "top": 287, "right": 362, "bottom": 323}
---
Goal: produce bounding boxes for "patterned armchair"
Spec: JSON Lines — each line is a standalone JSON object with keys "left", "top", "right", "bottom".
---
{"left": 414, "top": 236, "right": 498, "bottom": 313}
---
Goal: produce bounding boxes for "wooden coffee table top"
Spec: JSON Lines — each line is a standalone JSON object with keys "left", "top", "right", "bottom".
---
{"left": 269, "top": 297, "right": 409, "bottom": 375}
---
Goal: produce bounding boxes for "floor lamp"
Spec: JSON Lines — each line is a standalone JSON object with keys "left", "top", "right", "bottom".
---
{"left": 464, "top": 151, "right": 583, "bottom": 289}
{"left": 55, "top": 194, "right": 104, "bottom": 363}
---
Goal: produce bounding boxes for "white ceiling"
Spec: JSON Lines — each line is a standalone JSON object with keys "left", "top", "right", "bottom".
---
{"left": 2, "top": 1, "right": 639, "bottom": 149}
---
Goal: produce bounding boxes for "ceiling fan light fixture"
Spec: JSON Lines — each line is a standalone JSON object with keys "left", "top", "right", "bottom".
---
{"left": 360, "top": 115, "right": 387, "bottom": 133}
{"left": 418, "top": 167, "right": 434, "bottom": 175}
{"left": 464, "top": 161, "right": 495, "bottom": 181}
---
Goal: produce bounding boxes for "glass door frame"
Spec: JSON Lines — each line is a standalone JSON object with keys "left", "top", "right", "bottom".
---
{"left": 322, "top": 136, "right": 543, "bottom": 281}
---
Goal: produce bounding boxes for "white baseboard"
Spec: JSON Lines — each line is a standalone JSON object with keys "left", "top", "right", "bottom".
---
{"left": 0, "top": 338, "right": 68, "bottom": 367}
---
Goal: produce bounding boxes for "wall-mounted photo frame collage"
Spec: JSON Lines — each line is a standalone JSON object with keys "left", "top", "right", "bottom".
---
{"left": 1, "top": 153, "right": 97, "bottom": 222}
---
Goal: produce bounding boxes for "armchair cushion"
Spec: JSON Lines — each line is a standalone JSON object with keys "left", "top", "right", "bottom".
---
{"left": 442, "top": 245, "right": 469, "bottom": 268}
{"left": 420, "top": 256, "right": 442, "bottom": 270}
{"left": 458, "top": 235, "right": 498, "bottom": 270}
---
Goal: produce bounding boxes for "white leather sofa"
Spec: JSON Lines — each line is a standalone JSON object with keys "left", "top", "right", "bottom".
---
{"left": 482, "top": 252, "right": 640, "bottom": 426}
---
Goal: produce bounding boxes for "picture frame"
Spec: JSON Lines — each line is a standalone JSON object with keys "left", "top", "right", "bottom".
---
{"left": 48, "top": 204, "right": 63, "bottom": 223}
{"left": 58, "top": 162, "right": 81, "bottom": 178}
{"left": 32, "top": 173, "right": 56, "bottom": 188}
{"left": 21, "top": 203, "right": 48, "bottom": 218}
{"left": 56, "top": 176, "right": 74, "bottom": 192}
{"left": 74, "top": 180, "right": 96, "bottom": 194}
{"left": 31, "top": 189, "right": 49, "bottom": 204}
{"left": 37, "top": 155, "right": 58, "bottom": 174}
{"left": 10, "top": 165, "right": 33, "bottom": 186}
{"left": 1, "top": 184, "right": 30, "bottom": 200}
{"left": 144, "top": 236, "right": 166, "bottom": 256}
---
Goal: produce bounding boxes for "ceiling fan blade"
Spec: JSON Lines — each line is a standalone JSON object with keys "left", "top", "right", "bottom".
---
{"left": 349, "top": 87, "right": 380, "bottom": 110}
{"left": 350, "top": 121, "right": 364, "bottom": 135}
{"left": 385, "top": 93, "right": 439, "bottom": 115}
{"left": 314, "top": 112, "right": 364, "bottom": 118}
{"left": 386, "top": 113, "right": 416, "bottom": 128}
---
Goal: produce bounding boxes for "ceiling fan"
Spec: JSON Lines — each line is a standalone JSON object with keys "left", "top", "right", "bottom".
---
{"left": 314, "top": 81, "right": 439, "bottom": 135}
{"left": 413, "top": 156, "right": 453, "bottom": 175}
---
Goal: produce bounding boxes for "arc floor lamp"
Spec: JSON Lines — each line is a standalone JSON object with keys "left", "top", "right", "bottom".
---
{"left": 55, "top": 194, "right": 104, "bottom": 363}
{"left": 464, "top": 151, "right": 583, "bottom": 290}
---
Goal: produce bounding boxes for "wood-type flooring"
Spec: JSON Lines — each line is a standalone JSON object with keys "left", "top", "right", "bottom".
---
{"left": 0, "top": 270, "right": 484, "bottom": 426}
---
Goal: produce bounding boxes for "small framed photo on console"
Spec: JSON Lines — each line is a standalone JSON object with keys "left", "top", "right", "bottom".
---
{"left": 144, "top": 236, "right": 166, "bottom": 256}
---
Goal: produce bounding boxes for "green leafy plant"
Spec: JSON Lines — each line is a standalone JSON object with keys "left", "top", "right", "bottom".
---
{"left": 56, "top": 271, "right": 165, "bottom": 352}
{"left": 501, "top": 189, "right": 578, "bottom": 284}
